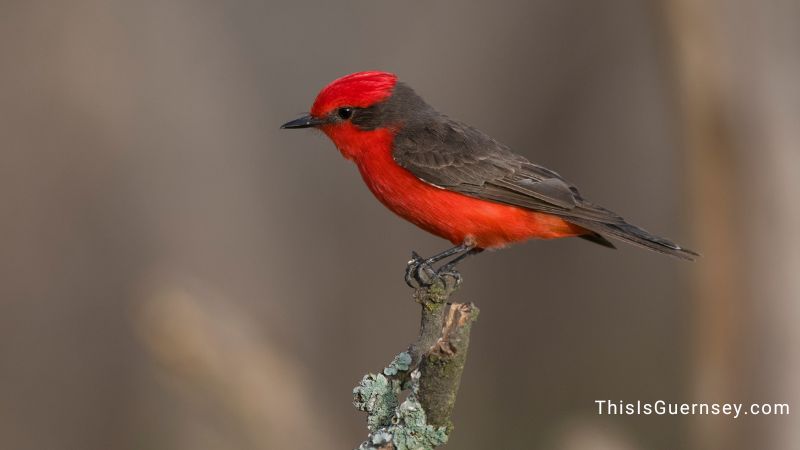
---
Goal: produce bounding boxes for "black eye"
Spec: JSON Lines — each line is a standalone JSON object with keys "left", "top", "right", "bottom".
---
{"left": 337, "top": 107, "right": 353, "bottom": 120}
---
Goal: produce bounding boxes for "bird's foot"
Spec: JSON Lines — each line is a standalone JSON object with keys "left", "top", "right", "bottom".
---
{"left": 436, "top": 263, "right": 462, "bottom": 290}
{"left": 405, "top": 252, "right": 462, "bottom": 291}
{"left": 405, "top": 251, "right": 436, "bottom": 288}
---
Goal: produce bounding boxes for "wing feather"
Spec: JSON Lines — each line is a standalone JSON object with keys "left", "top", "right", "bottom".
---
{"left": 392, "top": 117, "right": 698, "bottom": 260}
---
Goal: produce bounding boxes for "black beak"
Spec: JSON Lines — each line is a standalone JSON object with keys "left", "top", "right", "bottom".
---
{"left": 280, "top": 114, "right": 325, "bottom": 129}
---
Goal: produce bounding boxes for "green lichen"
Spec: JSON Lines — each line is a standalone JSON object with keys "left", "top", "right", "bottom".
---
{"left": 353, "top": 373, "right": 399, "bottom": 430}
{"left": 424, "top": 282, "right": 447, "bottom": 303}
{"left": 389, "top": 392, "right": 449, "bottom": 450}
{"left": 355, "top": 370, "right": 449, "bottom": 450}
{"left": 414, "top": 278, "right": 453, "bottom": 311}
{"left": 383, "top": 351, "right": 413, "bottom": 376}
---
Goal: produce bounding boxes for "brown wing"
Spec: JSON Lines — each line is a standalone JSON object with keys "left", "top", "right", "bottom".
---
{"left": 392, "top": 117, "right": 698, "bottom": 260}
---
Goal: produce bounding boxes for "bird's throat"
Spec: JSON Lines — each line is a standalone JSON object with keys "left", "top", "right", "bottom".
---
{"left": 322, "top": 124, "right": 394, "bottom": 162}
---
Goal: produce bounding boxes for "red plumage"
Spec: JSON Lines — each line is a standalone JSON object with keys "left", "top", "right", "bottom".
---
{"left": 310, "top": 71, "right": 397, "bottom": 117}
{"left": 320, "top": 123, "right": 584, "bottom": 249}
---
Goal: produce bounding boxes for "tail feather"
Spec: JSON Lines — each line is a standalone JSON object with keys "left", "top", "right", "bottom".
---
{"left": 570, "top": 219, "right": 699, "bottom": 261}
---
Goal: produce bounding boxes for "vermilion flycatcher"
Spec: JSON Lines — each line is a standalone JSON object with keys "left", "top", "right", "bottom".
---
{"left": 282, "top": 71, "right": 697, "bottom": 286}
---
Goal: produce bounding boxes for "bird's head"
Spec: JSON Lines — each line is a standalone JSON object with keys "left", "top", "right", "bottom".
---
{"left": 281, "top": 71, "right": 431, "bottom": 160}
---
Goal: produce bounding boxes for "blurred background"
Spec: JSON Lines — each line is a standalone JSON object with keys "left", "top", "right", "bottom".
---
{"left": 1, "top": 1, "right": 798, "bottom": 449}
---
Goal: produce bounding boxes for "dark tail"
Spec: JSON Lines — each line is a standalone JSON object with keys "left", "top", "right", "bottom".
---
{"left": 569, "top": 219, "right": 699, "bottom": 261}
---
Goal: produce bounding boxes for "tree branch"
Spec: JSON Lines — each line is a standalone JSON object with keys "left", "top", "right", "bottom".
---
{"left": 353, "top": 275, "right": 479, "bottom": 450}
{"left": 418, "top": 302, "right": 479, "bottom": 430}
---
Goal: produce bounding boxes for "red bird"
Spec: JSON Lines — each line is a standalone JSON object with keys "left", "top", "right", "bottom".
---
{"left": 282, "top": 71, "right": 696, "bottom": 286}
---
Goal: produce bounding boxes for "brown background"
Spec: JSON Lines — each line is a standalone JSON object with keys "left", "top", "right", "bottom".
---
{"left": 1, "top": 1, "right": 798, "bottom": 449}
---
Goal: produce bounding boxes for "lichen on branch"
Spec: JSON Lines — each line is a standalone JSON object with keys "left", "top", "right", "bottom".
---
{"left": 354, "top": 371, "right": 448, "bottom": 450}
{"left": 353, "top": 275, "right": 479, "bottom": 450}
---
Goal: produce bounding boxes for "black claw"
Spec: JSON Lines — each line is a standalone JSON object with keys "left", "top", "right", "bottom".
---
{"left": 405, "top": 251, "right": 436, "bottom": 288}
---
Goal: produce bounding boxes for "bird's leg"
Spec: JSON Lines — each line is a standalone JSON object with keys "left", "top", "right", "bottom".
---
{"left": 405, "top": 243, "right": 475, "bottom": 288}
{"left": 428, "top": 248, "right": 484, "bottom": 289}
{"left": 436, "top": 248, "right": 484, "bottom": 281}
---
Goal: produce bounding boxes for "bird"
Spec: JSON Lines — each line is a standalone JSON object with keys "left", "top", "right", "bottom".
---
{"left": 281, "top": 71, "right": 697, "bottom": 287}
